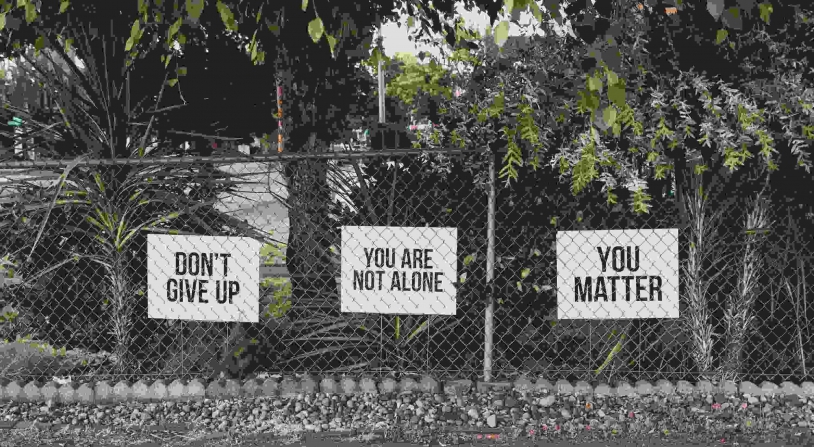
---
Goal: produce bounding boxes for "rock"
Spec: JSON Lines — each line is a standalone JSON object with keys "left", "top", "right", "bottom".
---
{"left": 560, "top": 408, "right": 572, "bottom": 419}
{"left": 539, "top": 396, "right": 556, "bottom": 407}
{"left": 487, "top": 414, "right": 497, "bottom": 428}
{"left": 468, "top": 408, "right": 479, "bottom": 420}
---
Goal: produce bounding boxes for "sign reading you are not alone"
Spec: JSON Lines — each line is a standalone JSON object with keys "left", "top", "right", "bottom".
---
{"left": 556, "top": 228, "right": 679, "bottom": 320}
{"left": 341, "top": 226, "right": 458, "bottom": 315}
{"left": 147, "top": 234, "right": 261, "bottom": 323}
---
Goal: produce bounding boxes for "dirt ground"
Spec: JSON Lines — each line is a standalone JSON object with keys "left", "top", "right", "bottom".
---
{"left": 1, "top": 424, "right": 812, "bottom": 447}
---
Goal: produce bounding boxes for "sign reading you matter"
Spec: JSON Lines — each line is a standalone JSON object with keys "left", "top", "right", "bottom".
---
{"left": 147, "top": 235, "right": 261, "bottom": 323}
{"left": 556, "top": 228, "right": 679, "bottom": 320}
{"left": 341, "top": 226, "right": 457, "bottom": 315}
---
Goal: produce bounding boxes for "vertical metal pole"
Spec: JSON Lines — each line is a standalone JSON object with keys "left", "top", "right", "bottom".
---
{"left": 276, "top": 85, "right": 284, "bottom": 153}
{"left": 377, "top": 36, "right": 385, "bottom": 151}
{"left": 377, "top": 28, "right": 385, "bottom": 371}
{"left": 378, "top": 45, "right": 385, "bottom": 125}
{"left": 180, "top": 322, "right": 185, "bottom": 378}
{"left": 484, "top": 149, "right": 496, "bottom": 382}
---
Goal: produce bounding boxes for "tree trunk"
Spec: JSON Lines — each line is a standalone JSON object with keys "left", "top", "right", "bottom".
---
{"left": 283, "top": 133, "right": 338, "bottom": 369}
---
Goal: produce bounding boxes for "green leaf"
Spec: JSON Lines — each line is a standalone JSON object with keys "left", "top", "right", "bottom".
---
{"left": 407, "top": 16, "right": 415, "bottom": 27}
{"left": 308, "top": 17, "right": 324, "bottom": 43}
{"left": 716, "top": 29, "right": 728, "bottom": 44}
{"left": 529, "top": 1, "right": 543, "bottom": 22}
{"left": 125, "top": 37, "right": 135, "bottom": 52}
{"left": 759, "top": 2, "right": 773, "bottom": 24}
{"left": 94, "top": 173, "right": 105, "bottom": 193}
{"left": 25, "top": 2, "right": 36, "bottom": 23}
{"left": 494, "top": 20, "right": 509, "bottom": 47}
{"left": 326, "top": 33, "right": 337, "bottom": 55}
{"left": 586, "top": 75, "right": 602, "bottom": 92}
{"left": 603, "top": 106, "right": 617, "bottom": 127}
{"left": 520, "top": 268, "right": 530, "bottom": 279}
{"left": 59, "top": 0, "right": 69, "bottom": 13}
{"left": 33, "top": 35, "right": 44, "bottom": 55}
{"left": 606, "top": 188, "right": 618, "bottom": 205}
{"left": 463, "top": 254, "right": 475, "bottom": 266}
{"left": 302, "top": 0, "right": 308, "bottom": 11}
{"left": 168, "top": 17, "right": 182, "bottom": 41}
{"left": 607, "top": 82, "right": 625, "bottom": 108}
{"left": 216, "top": 0, "right": 237, "bottom": 31}
{"left": 64, "top": 38, "right": 73, "bottom": 52}
{"left": 186, "top": 0, "right": 204, "bottom": 20}
{"left": 130, "top": 19, "right": 141, "bottom": 39}
{"left": 0, "top": 14, "right": 5, "bottom": 31}
{"left": 606, "top": 70, "right": 618, "bottom": 86}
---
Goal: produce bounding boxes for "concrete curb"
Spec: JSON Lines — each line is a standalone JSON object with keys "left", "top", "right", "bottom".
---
{"left": 1, "top": 376, "right": 813, "bottom": 405}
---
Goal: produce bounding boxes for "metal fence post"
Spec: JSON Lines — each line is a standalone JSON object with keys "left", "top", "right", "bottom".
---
{"left": 484, "top": 148, "right": 496, "bottom": 382}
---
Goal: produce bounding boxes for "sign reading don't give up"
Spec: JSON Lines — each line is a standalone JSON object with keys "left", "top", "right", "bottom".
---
{"left": 341, "top": 226, "right": 458, "bottom": 315}
{"left": 147, "top": 234, "right": 261, "bottom": 323}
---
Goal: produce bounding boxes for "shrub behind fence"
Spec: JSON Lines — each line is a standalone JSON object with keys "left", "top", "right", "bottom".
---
{"left": 0, "top": 148, "right": 811, "bottom": 384}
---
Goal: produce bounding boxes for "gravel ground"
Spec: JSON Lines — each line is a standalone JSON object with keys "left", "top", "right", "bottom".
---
{"left": 0, "top": 390, "right": 813, "bottom": 446}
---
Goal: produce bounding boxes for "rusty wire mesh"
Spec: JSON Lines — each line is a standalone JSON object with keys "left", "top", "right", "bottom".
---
{"left": 0, "top": 149, "right": 812, "bottom": 385}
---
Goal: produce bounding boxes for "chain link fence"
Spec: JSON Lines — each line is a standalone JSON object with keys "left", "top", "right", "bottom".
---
{"left": 0, "top": 148, "right": 812, "bottom": 385}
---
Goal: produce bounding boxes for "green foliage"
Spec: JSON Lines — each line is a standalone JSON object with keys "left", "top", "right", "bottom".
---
{"left": 215, "top": 0, "right": 237, "bottom": 31}
{"left": 494, "top": 20, "right": 509, "bottom": 47}
{"left": 571, "top": 128, "right": 599, "bottom": 195}
{"left": 716, "top": 29, "right": 729, "bottom": 45}
{"left": 307, "top": 17, "right": 324, "bottom": 43}
{"left": 385, "top": 55, "right": 451, "bottom": 105}
{"left": 632, "top": 187, "right": 651, "bottom": 214}
{"left": 594, "top": 332, "right": 626, "bottom": 375}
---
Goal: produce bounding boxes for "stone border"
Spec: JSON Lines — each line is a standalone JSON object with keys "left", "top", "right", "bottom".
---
{"left": 0, "top": 376, "right": 812, "bottom": 405}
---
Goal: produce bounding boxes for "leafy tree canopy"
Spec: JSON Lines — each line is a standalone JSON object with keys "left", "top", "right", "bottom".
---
{"left": 383, "top": 1, "right": 814, "bottom": 218}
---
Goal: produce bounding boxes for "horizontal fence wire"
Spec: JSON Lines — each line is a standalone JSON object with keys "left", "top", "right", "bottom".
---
{"left": 0, "top": 147, "right": 811, "bottom": 386}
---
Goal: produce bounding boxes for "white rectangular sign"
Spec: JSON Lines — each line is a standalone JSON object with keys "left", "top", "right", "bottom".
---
{"left": 556, "top": 228, "right": 679, "bottom": 320}
{"left": 341, "top": 226, "right": 458, "bottom": 315}
{"left": 147, "top": 234, "right": 261, "bottom": 323}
